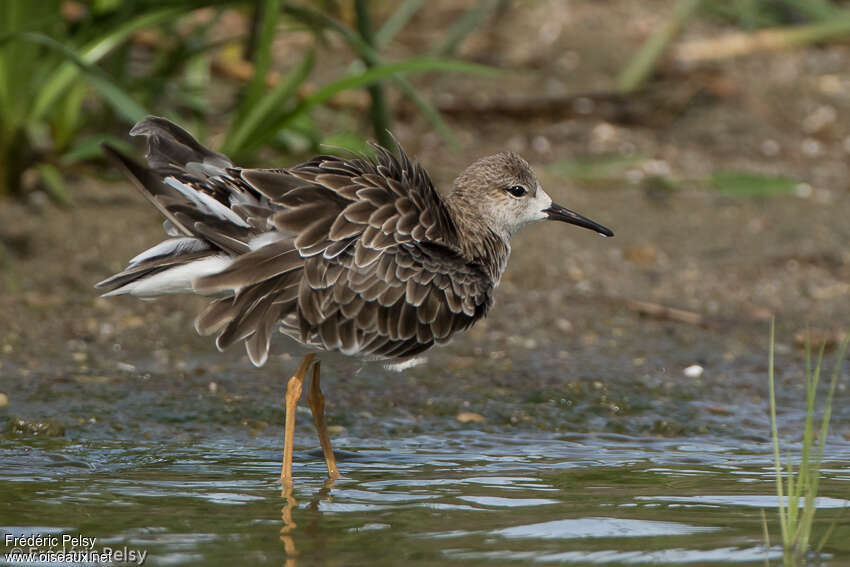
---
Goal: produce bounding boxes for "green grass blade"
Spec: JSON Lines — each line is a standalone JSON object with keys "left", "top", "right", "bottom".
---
{"left": 375, "top": 0, "right": 427, "bottom": 48}
{"left": 618, "top": 0, "right": 702, "bottom": 93}
{"left": 290, "top": 55, "right": 499, "bottom": 113}
{"left": 799, "top": 344, "right": 824, "bottom": 501}
{"left": 785, "top": 448, "right": 797, "bottom": 534}
{"left": 243, "top": 57, "right": 497, "bottom": 154}
{"left": 817, "top": 506, "right": 845, "bottom": 552}
{"left": 355, "top": 0, "right": 393, "bottom": 149}
{"left": 392, "top": 75, "right": 456, "bottom": 146}
{"left": 768, "top": 319, "right": 789, "bottom": 545}
{"left": 781, "top": 0, "right": 841, "bottom": 22}
{"left": 709, "top": 170, "right": 797, "bottom": 197}
{"left": 31, "top": 6, "right": 181, "bottom": 120}
{"left": 760, "top": 508, "right": 770, "bottom": 567}
{"left": 817, "top": 336, "right": 848, "bottom": 461}
{"left": 769, "top": 325, "right": 847, "bottom": 558}
{"left": 0, "top": 1, "right": 62, "bottom": 133}
{"left": 2, "top": 32, "right": 146, "bottom": 122}
{"left": 280, "top": 3, "right": 485, "bottom": 147}
{"left": 432, "top": 0, "right": 501, "bottom": 56}
{"left": 548, "top": 154, "right": 649, "bottom": 185}
{"left": 222, "top": 49, "right": 314, "bottom": 156}
{"left": 811, "top": 336, "right": 849, "bottom": 522}
{"left": 51, "top": 78, "right": 86, "bottom": 150}
{"left": 60, "top": 133, "right": 134, "bottom": 165}
{"left": 35, "top": 162, "right": 70, "bottom": 206}
{"left": 282, "top": 3, "right": 373, "bottom": 60}
{"left": 230, "top": 0, "right": 280, "bottom": 130}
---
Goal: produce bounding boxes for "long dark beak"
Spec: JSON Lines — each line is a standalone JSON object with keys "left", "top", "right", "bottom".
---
{"left": 543, "top": 203, "right": 614, "bottom": 237}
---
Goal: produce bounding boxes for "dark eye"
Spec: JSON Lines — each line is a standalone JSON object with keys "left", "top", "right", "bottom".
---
{"left": 506, "top": 185, "right": 528, "bottom": 197}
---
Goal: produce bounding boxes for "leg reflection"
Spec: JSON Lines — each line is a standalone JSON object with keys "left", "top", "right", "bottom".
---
{"left": 280, "top": 485, "right": 298, "bottom": 567}
{"left": 279, "top": 478, "right": 338, "bottom": 565}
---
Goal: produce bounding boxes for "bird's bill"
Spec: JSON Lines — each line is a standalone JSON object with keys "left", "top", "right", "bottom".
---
{"left": 543, "top": 203, "right": 614, "bottom": 237}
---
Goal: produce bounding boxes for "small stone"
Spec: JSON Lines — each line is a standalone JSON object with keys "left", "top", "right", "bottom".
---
{"left": 531, "top": 135, "right": 551, "bottom": 155}
{"left": 801, "top": 138, "right": 821, "bottom": 156}
{"left": 684, "top": 364, "right": 704, "bottom": 378}
{"left": 456, "top": 412, "right": 485, "bottom": 423}
{"left": 0, "top": 393, "right": 8, "bottom": 408}
{"left": 794, "top": 183, "right": 813, "bottom": 198}
{"left": 761, "top": 139, "right": 780, "bottom": 157}
{"left": 642, "top": 160, "right": 671, "bottom": 177}
{"left": 208, "top": 381, "right": 218, "bottom": 394}
{"left": 802, "top": 105, "right": 836, "bottom": 134}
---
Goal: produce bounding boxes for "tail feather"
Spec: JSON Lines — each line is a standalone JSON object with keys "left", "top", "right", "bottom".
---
{"left": 96, "top": 248, "right": 213, "bottom": 291}
{"left": 99, "top": 254, "right": 233, "bottom": 298}
{"left": 101, "top": 143, "right": 194, "bottom": 237}
{"left": 99, "top": 116, "right": 301, "bottom": 366}
{"left": 130, "top": 115, "right": 232, "bottom": 176}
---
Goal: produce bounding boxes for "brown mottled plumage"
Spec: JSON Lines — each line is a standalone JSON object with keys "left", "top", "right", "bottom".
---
{"left": 97, "top": 116, "right": 613, "bottom": 482}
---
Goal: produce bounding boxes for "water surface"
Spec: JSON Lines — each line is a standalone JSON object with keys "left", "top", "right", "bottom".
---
{"left": 2, "top": 432, "right": 849, "bottom": 566}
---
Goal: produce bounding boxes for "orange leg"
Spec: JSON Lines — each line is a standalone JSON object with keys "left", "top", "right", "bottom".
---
{"left": 281, "top": 353, "right": 315, "bottom": 487}
{"left": 307, "top": 361, "right": 339, "bottom": 480}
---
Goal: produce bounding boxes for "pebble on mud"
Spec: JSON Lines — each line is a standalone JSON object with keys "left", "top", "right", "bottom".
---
{"left": 456, "top": 412, "right": 485, "bottom": 423}
{"left": 683, "top": 364, "right": 704, "bottom": 378}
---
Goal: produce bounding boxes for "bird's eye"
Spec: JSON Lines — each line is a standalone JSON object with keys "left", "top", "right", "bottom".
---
{"left": 506, "top": 185, "right": 528, "bottom": 198}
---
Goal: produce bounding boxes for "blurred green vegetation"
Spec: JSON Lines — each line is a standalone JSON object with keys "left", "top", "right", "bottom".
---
{"left": 547, "top": 154, "right": 649, "bottom": 187}
{"left": 704, "top": 0, "right": 846, "bottom": 28}
{"left": 3, "top": 0, "right": 850, "bottom": 202}
{"left": 709, "top": 171, "right": 797, "bottom": 197}
{"left": 619, "top": 0, "right": 850, "bottom": 92}
{"left": 0, "top": 0, "right": 498, "bottom": 201}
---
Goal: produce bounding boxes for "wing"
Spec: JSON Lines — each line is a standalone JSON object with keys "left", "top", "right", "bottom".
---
{"left": 287, "top": 240, "right": 494, "bottom": 359}
{"left": 198, "top": 143, "right": 494, "bottom": 361}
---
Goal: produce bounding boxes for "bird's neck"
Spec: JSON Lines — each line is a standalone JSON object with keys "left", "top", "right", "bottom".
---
{"left": 443, "top": 195, "right": 511, "bottom": 284}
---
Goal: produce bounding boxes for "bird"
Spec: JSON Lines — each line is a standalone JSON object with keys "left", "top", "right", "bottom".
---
{"left": 97, "top": 116, "right": 614, "bottom": 487}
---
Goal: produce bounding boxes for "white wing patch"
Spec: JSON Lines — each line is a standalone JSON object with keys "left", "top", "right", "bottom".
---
{"left": 164, "top": 177, "right": 251, "bottom": 228}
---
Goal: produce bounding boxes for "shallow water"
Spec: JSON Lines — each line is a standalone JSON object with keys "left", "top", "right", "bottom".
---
{"left": 2, "top": 432, "right": 849, "bottom": 566}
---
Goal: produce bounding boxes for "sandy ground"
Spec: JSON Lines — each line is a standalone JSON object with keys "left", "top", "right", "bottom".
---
{"left": 1, "top": 0, "right": 849, "bottom": 445}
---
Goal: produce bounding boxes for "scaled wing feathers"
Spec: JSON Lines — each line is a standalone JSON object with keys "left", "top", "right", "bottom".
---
{"left": 97, "top": 116, "right": 494, "bottom": 366}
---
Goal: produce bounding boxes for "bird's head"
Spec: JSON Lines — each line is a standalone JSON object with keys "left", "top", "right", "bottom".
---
{"left": 450, "top": 152, "right": 613, "bottom": 240}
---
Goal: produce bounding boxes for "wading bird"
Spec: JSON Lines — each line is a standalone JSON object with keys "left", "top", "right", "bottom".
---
{"left": 97, "top": 117, "right": 613, "bottom": 486}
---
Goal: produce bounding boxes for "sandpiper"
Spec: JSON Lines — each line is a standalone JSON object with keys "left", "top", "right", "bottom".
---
{"left": 97, "top": 116, "right": 613, "bottom": 486}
